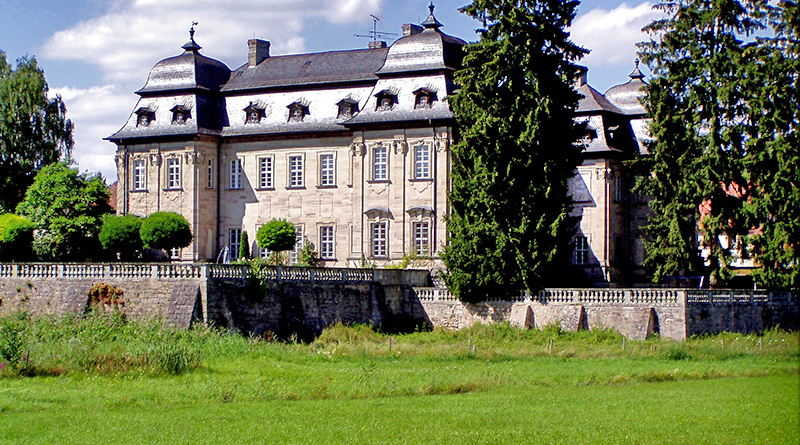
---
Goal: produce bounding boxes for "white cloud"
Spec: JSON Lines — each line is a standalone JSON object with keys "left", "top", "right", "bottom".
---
{"left": 50, "top": 85, "right": 137, "bottom": 182}
{"left": 42, "top": 0, "right": 384, "bottom": 83}
{"left": 572, "top": 2, "right": 662, "bottom": 67}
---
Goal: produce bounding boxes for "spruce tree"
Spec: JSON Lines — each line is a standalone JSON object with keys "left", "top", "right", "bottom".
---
{"left": 442, "top": 0, "right": 586, "bottom": 302}
{"left": 741, "top": 1, "right": 800, "bottom": 288}
{"left": 637, "top": 0, "right": 768, "bottom": 285}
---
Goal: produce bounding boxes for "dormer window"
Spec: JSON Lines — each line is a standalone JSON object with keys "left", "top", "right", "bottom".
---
{"left": 244, "top": 103, "right": 265, "bottom": 124}
{"left": 375, "top": 90, "right": 397, "bottom": 111}
{"left": 413, "top": 88, "right": 436, "bottom": 109}
{"left": 287, "top": 102, "right": 309, "bottom": 122}
{"left": 135, "top": 107, "right": 155, "bottom": 127}
{"left": 171, "top": 105, "right": 191, "bottom": 125}
{"left": 337, "top": 99, "right": 358, "bottom": 119}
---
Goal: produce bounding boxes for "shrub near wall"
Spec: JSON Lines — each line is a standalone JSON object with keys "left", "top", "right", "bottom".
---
{"left": 0, "top": 214, "right": 35, "bottom": 261}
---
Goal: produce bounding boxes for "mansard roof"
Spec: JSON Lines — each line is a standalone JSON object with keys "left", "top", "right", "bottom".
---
{"left": 577, "top": 83, "right": 624, "bottom": 115}
{"left": 604, "top": 62, "right": 648, "bottom": 116}
{"left": 136, "top": 40, "right": 231, "bottom": 95}
{"left": 222, "top": 47, "right": 390, "bottom": 92}
{"left": 375, "top": 25, "right": 465, "bottom": 75}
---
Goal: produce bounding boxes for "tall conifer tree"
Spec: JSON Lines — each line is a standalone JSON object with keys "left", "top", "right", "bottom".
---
{"left": 442, "top": 0, "right": 586, "bottom": 302}
{"left": 637, "top": 0, "right": 768, "bottom": 285}
{"left": 741, "top": 1, "right": 800, "bottom": 288}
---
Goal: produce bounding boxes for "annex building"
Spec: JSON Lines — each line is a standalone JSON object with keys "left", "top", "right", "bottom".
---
{"left": 107, "top": 6, "right": 652, "bottom": 286}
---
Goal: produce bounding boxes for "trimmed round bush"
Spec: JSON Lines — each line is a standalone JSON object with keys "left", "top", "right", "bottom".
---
{"left": 140, "top": 212, "right": 192, "bottom": 252}
{"left": 99, "top": 214, "right": 143, "bottom": 260}
{"left": 257, "top": 219, "right": 296, "bottom": 252}
{"left": 0, "top": 214, "right": 35, "bottom": 261}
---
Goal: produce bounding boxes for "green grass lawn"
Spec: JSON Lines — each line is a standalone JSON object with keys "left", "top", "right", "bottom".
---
{"left": 0, "top": 315, "right": 798, "bottom": 444}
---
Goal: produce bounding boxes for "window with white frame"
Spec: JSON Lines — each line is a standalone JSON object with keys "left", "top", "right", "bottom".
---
{"left": 413, "top": 144, "right": 430, "bottom": 179}
{"left": 133, "top": 159, "right": 146, "bottom": 190}
{"left": 372, "top": 146, "right": 387, "bottom": 181}
{"left": 319, "top": 225, "right": 334, "bottom": 259}
{"left": 289, "top": 225, "right": 303, "bottom": 265}
{"left": 230, "top": 158, "right": 243, "bottom": 189}
{"left": 289, "top": 155, "right": 304, "bottom": 188}
{"left": 229, "top": 228, "right": 242, "bottom": 261}
{"left": 169, "top": 248, "right": 181, "bottom": 259}
{"left": 206, "top": 159, "right": 214, "bottom": 189}
{"left": 574, "top": 236, "right": 589, "bottom": 265}
{"left": 320, "top": 153, "right": 335, "bottom": 187}
{"left": 258, "top": 156, "right": 273, "bottom": 189}
{"left": 412, "top": 221, "right": 430, "bottom": 256}
{"left": 167, "top": 157, "right": 181, "bottom": 189}
{"left": 371, "top": 221, "right": 388, "bottom": 258}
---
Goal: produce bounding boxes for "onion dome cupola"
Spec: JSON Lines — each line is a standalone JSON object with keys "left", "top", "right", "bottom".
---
{"left": 376, "top": 2, "right": 466, "bottom": 76}
{"left": 604, "top": 60, "right": 648, "bottom": 116}
{"left": 107, "top": 25, "right": 232, "bottom": 141}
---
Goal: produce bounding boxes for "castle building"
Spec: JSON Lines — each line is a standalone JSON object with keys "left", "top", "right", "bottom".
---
{"left": 107, "top": 7, "right": 651, "bottom": 286}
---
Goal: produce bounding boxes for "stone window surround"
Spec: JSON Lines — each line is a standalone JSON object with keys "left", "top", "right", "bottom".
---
{"left": 319, "top": 224, "right": 335, "bottom": 260}
{"left": 170, "top": 105, "right": 191, "bottom": 125}
{"left": 132, "top": 157, "right": 147, "bottom": 191}
{"left": 336, "top": 98, "right": 358, "bottom": 119}
{"left": 244, "top": 102, "right": 266, "bottom": 124}
{"left": 412, "top": 220, "right": 430, "bottom": 256}
{"left": 165, "top": 156, "right": 181, "bottom": 190}
{"left": 411, "top": 142, "right": 431, "bottom": 180}
{"left": 287, "top": 101, "right": 309, "bottom": 122}
{"left": 574, "top": 235, "right": 590, "bottom": 265}
{"left": 135, "top": 107, "right": 155, "bottom": 127}
{"left": 229, "top": 228, "right": 242, "bottom": 261}
{"left": 206, "top": 159, "right": 214, "bottom": 189}
{"left": 412, "top": 88, "right": 436, "bottom": 109}
{"left": 289, "top": 224, "right": 304, "bottom": 265}
{"left": 370, "top": 220, "right": 388, "bottom": 259}
{"left": 371, "top": 143, "right": 389, "bottom": 182}
{"left": 229, "top": 157, "right": 244, "bottom": 190}
{"left": 257, "top": 155, "right": 275, "bottom": 190}
{"left": 318, "top": 152, "right": 336, "bottom": 188}
{"left": 287, "top": 153, "right": 305, "bottom": 189}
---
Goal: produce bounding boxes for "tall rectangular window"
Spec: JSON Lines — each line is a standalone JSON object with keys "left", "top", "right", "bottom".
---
{"left": 259, "top": 156, "right": 273, "bottom": 189}
{"left": 320, "top": 153, "right": 335, "bottom": 186}
{"left": 229, "top": 228, "right": 242, "bottom": 261}
{"left": 414, "top": 144, "right": 430, "bottom": 179}
{"left": 371, "top": 221, "right": 387, "bottom": 258}
{"left": 413, "top": 221, "right": 430, "bottom": 256}
{"left": 289, "top": 225, "right": 303, "bottom": 265}
{"left": 574, "top": 236, "right": 589, "bottom": 265}
{"left": 206, "top": 159, "right": 214, "bottom": 189}
{"left": 167, "top": 157, "right": 181, "bottom": 189}
{"left": 133, "top": 159, "right": 146, "bottom": 190}
{"left": 373, "top": 146, "right": 387, "bottom": 181}
{"left": 289, "top": 155, "right": 304, "bottom": 187}
{"left": 230, "top": 158, "right": 243, "bottom": 189}
{"left": 614, "top": 175, "right": 624, "bottom": 202}
{"left": 319, "top": 225, "right": 334, "bottom": 259}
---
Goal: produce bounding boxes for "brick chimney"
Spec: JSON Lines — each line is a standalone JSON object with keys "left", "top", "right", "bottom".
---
{"left": 248, "top": 39, "right": 270, "bottom": 67}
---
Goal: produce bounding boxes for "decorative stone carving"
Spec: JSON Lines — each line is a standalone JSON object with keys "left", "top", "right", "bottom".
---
{"left": 393, "top": 136, "right": 408, "bottom": 155}
{"left": 184, "top": 151, "right": 202, "bottom": 165}
{"left": 149, "top": 153, "right": 161, "bottom": 166}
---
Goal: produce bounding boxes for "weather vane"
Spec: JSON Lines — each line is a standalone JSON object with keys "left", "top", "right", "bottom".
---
{"left": 355, "top": 14, "right": 396, "bottom": 45}
{"left": 190, "top": 21, "right": 198, "bottom": 39}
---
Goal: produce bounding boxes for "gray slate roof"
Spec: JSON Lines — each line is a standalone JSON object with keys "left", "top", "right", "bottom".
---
{"left": 222, "top": 48, "right": 389, "bottom": 92}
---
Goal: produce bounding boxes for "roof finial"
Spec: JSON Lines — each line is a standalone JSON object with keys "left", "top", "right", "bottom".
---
{"left": 422, "top": 1, "right": 443, "bottom": 30}
{"left": 182, "top": 21, "right": 202, "bottom": 52}
{"left": 629, "top": 59, "right": 644, "bottom": 80}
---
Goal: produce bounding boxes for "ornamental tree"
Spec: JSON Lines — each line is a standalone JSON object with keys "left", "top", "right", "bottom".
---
{"left": 139, "top": 212, "right": 192, "bottom": 254}
{"left": 257, "top": 219, "right": 296, "bottom": 253}
{"left": 0, "top": 52, "right": 73, "bottom": 213}
{"left": 99, "top": 214, "right": 143, "bottom": 260}
{"left": 239, "top": 230, "right": 252, "bottom": 261}
{"left": 16, "top": 162, "right": 111, "bottom": 261}
{"left": 442, "top": 0, "right": 587, "bottom": 302}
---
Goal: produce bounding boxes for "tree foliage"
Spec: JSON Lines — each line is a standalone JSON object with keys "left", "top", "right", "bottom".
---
{"left": 139, "top": 212, "right": 192, "bottom": 253}
{"left": 0, "top": 52, "right": 73, "bottom": 213}
{"left": 99, "top": 214, "right": 143, "bottom": 260}
{"left": 239, "top": 230, "right": 252, "bottom": 261}
{"left": 638, "top": 0, "right": 798, "bottom": 288}
{"left": 257, "top": 220, "right": 296, "bottom": 253}
{"left": 442, "top": 0, "right": 587, "bottom": 302}
{"left": 0, "top": 213, "right": 35, "bottom": 261}
{"left": 15, "top": 162, "right": 110, "bottom": 261}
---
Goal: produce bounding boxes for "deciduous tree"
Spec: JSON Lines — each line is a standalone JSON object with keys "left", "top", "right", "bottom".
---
{"left": 15, "top": 162, "right": 111, "bottom": 261}
{"left": 0, "top": 52, "right": 73, "bottom": 213}
{"left": 99, "top": 214, "right": 143, "bottom": 260}
{"left": 139, "top": 212, "right": 192, "bottom": 255}
{"left": 442, "top": 0, "right": 587, "bottom": 302}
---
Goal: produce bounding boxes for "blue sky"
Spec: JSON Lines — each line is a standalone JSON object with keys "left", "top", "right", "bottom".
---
{"left": 0, "top": 0, "right": 662, "bottom": 182}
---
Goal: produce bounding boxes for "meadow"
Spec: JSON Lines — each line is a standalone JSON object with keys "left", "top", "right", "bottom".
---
{"left": 0, "top": 312, "right": 798, "bottom": 444}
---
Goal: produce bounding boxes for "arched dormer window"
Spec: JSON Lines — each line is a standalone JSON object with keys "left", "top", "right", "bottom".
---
{"left": 171, "top": 105, "right": 191, "bottom": 125}
{"left": 244, "top": 102, "right": 265, "bottom": 124}
{"left": 374, "top": 90, "right": 397, "bottom": 112}
{"left": 413, "top": 88, "right": 436, "bottom": 109}
{"left": 337, "top": 99, "right": 358, "bottom": 119}
{"left": 287, "top": 102, "right": 309, "bottom": 122}
{"left": 135, "top": 107, "right": 155, "bottom": 127}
